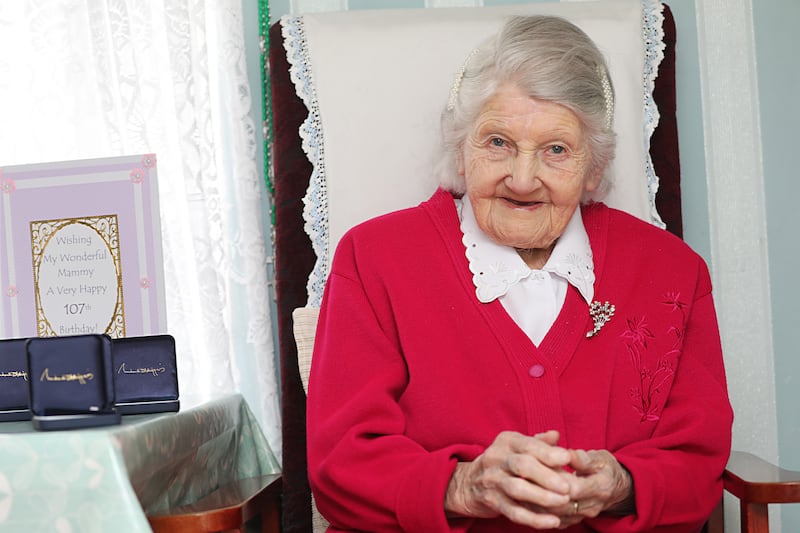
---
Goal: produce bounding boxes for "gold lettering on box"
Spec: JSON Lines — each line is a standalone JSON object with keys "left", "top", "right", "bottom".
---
{"left": 39, "top": 368, "right": 95, "bottom": 385}
{"left": 117, "top": 362, "right": 166, "bottom": 377}
{"left": 0, "top": 371, "right": 28, "bottom": 381}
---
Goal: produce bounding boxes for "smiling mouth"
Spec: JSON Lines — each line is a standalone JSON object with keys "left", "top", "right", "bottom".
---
{"left": 503, "top": 197, "right": 540, "bottom": 208}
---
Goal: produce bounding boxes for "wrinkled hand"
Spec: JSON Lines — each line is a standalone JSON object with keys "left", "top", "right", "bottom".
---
{"left": 444, "top": 430, "right": 575, "bottom": 529}
{"left": 560, "top": 448, "right": 635, "bottom": 523}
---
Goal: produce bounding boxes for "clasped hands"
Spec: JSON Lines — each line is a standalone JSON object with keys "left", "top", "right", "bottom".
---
{"left": 444, "top": 430, "right": 634, "bottom": 529}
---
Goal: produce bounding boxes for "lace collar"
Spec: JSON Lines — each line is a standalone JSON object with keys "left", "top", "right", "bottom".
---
{"left": 457, "top": 198, "right": 595, "bottom": 304}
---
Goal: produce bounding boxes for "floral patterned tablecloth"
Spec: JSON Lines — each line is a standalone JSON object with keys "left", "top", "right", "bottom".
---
{"left": 0, "top": 394, "right": 280, "bottom": 533}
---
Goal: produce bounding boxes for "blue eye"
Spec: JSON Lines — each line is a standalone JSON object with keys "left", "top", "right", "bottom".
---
{"left": 490, "top": 137, "right": 506, "bottom": 147}
{"left": 550, "top": 145, "right": 565, "bottom": 154}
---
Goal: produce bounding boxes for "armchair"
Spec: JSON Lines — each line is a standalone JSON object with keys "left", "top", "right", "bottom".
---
{"left": 267, "top": 1, "right": 799, "bottom": 531}
{"left": 716, "top": 451, "right": 800, "bottom": 533}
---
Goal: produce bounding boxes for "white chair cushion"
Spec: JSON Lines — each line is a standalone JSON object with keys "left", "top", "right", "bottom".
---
{"left": 291, "top": 305, "right": 328, "bottom": 532}
{"left": 292, "top": 305, "right": 320, "bottom": 395}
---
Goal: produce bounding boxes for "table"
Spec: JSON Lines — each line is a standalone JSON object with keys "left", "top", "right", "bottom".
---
{"left": 0, "top": 394, "right": 280, "bottom": 532}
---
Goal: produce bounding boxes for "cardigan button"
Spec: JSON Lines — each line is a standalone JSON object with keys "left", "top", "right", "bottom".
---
{"left": 528, "top": 364, "right": 545, "bottom": 378}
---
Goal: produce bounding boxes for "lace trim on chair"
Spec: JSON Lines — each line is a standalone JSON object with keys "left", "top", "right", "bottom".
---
{"left": 281, "top": 15, "right": 329, "bottom": 307}
{"left": 642, "top": 0, "right": 667, "bottom": 229}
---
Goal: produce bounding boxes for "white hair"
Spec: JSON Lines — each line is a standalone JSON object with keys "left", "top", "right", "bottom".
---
{"left": 436, "top": 15, "right": 617, "bottom": 202}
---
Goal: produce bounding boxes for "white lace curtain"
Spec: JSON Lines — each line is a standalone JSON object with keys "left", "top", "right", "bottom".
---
{"left": 0, "top": 1, "right": 281, "bottom": 459}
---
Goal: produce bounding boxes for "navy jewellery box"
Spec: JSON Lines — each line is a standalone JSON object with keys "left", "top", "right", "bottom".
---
{"left": 26, "top": 334, "right": 121, "bottom": 430}
{"left": 0, "top": 338, "right": 33, "bottom": 421}
{"left": 111, "top": 334, "right": 179, "bottom": 414}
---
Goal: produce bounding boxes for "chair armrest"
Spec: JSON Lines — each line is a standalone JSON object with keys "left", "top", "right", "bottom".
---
{"left": 724, "top": 450, "right": 800, "bottom": 504}
{"left": 148, "top": 473, "right": 282, "bottom": 533}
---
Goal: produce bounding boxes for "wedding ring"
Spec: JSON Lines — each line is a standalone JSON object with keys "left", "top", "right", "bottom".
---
{"left": 573, "top": 500, "right": 580, "bottom": 514}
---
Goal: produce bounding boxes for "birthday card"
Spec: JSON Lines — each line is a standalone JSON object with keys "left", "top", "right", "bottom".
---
{"left": 0, "top": 154, "right": 167, "bottom": 339}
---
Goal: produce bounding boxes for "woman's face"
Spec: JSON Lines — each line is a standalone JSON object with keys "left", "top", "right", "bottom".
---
{"left": 459, "top": 82, "right": 599, "bottom": 253}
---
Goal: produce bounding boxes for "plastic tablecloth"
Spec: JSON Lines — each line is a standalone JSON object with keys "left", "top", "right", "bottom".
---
{"left": 0, "top": 393, "right": 280, "bottom": 532}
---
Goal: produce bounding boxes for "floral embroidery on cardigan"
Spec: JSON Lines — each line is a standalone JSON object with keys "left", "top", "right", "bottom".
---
{"left": 623, "top": 292, "right": 686, "bottom": 422}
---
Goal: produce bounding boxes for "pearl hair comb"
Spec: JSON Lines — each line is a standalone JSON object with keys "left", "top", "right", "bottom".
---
{"left": 446, "top": 48, "right": 479, "bottom": 112}
{"left": 598, "top": 66, "right": 614, "bottom": 130}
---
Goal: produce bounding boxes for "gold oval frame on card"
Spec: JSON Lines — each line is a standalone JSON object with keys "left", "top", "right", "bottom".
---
{"left": 30, "top": 215, "right": 126, "bottom": 338}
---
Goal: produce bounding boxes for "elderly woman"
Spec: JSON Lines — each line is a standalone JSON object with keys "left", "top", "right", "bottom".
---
{"left": 306, "top": 15, "right": 732, "bottom": 532}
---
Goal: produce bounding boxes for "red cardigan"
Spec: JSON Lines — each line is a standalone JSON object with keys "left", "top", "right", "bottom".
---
{"left": 307, "top": 189, "right": 732, "bottom": 532}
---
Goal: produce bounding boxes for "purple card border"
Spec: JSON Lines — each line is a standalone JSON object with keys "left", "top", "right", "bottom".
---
{"left": 0, "top": 154, "right": 167, "bottom": 338}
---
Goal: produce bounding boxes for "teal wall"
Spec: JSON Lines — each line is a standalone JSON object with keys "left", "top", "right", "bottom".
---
{"left": 249, "top": 0, "right": 799, "bottom": 528}
{"left": 753, "top": 1, "right": 800, "bottom": 528}
{"left": 664, "top": 0, "right": 709, "bottom": 261}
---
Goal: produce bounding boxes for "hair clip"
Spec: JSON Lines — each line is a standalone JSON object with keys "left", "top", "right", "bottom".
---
{"left": 447, "top": 48, "right": 479, "bottom": 112}
{"left": 597, "top": 66, "right": 614, "bottom": 130}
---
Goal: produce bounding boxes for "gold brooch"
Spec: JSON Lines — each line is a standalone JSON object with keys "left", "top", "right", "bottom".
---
{"left": 586, "top": 300, "right": 615, "bottom": 338}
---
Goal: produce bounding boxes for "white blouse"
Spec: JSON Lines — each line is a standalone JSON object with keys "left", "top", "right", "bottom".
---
{"left": 457, "top": 198, "right": 595, "bottom": 346}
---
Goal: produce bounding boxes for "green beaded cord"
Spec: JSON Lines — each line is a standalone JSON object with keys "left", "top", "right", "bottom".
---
{"left": 258, "top": 0, "right": 276, "bottom": 226}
